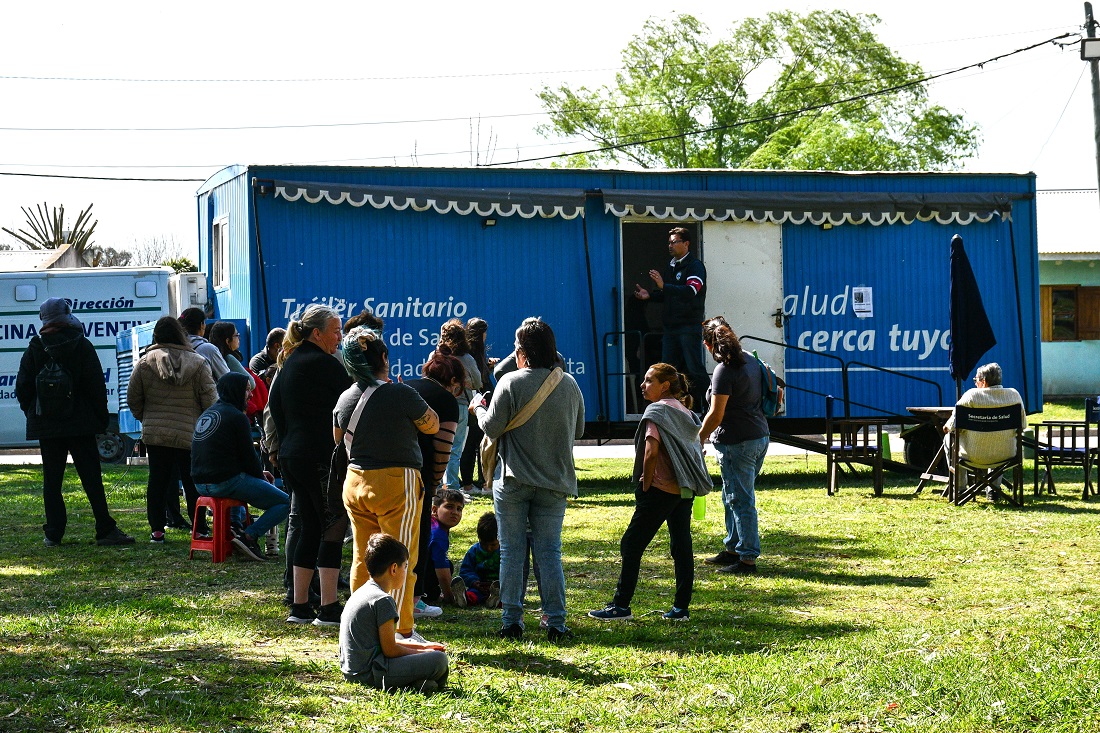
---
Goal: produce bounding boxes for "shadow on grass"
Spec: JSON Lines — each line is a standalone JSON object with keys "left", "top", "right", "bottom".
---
{"left": 459, "top": 648, "right": 623, "bottom": 685}
{"left": 0, "top": 640, "right": 329, "bottom": 732}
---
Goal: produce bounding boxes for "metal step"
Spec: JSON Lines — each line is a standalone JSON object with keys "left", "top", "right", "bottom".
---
{"left": 769, "top": 431, "right": 920, "bottom": 475}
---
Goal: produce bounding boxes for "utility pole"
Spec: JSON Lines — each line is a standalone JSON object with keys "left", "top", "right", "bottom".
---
{"left": 1087, "top": 3, "right": 1100, "bottom": 206}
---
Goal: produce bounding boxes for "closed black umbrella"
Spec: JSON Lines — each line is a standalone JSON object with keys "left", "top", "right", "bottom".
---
{"left": 949, "top": 234, "right": 997, "bottom": 389}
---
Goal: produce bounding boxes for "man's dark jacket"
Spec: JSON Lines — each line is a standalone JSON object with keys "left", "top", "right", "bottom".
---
{"left": 15, "top": 324, "right": 108, "bottom": 440}
{"left": 650, "top": 253, "right": 707, "bottom": 327}
{"left": 191, "top": 372, "right": 263, "bottom": 484}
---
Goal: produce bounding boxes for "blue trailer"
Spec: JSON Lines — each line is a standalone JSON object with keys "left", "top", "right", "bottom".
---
{"left": 195, "top": 165, "right": 1041, "bottom": 462}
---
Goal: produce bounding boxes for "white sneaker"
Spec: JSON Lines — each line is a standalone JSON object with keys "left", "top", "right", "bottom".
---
{"left": 413, "top": 598, "right": 443, "bottom": 619}
{"left": 398, "top": 629, "right": 428, "bottom": 644}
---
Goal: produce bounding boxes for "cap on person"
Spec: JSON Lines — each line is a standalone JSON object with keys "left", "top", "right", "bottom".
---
{"left": 39, "top": 297, "right": 82, "bottom": 329}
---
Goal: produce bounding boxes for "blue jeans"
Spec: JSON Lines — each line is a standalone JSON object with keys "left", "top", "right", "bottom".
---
{"left": 494, "top": 478, "right": 568, "bottom": 631}
{"left": 715, "top": 438, "right": 768, "bottom": 560}
{"left": 662, "top": 323, "right": 708, "bottom": 406}
{"left": 444, "top": 404, "right": 469, "bottom": 491}
{"left": 196, "top": 473, "right": 290, "bottom": 539}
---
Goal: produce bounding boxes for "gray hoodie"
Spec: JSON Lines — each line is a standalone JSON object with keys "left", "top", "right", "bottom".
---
{"left": 188, "top": 334, "right": 229, "bottom": 381}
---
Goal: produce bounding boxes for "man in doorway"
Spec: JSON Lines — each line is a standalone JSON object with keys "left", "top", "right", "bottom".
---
{"left": 633, "top": 227, "right": 708, "bottom": 407}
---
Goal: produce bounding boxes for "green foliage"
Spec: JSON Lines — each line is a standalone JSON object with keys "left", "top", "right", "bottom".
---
{"left": 161, "top": 256, "right": 197, "bottom": 273}
{"left": 1, "top": 458, "right": 1098, "bottom": 731}
{"left": 539, "top": 11, "right": 979, "bottom": 171}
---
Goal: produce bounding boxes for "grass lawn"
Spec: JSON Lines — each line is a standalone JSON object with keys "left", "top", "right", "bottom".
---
{"left": 1, "top": 456, "right": 1099, "bottom": 732}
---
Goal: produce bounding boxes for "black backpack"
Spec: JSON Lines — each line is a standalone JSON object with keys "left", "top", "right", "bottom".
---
{"left": 36, "top": 344, "right": 75, "bottom": 419}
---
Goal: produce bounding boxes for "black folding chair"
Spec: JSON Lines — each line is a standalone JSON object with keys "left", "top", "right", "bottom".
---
{"left": 1033, "top": 397, "right": 1095, "bottom": 500}
{"left": 950, "top": 405, "right": 1024, "bottom": 506}
{"left": 825, "top": 396, "right": 886, "bottom": 497}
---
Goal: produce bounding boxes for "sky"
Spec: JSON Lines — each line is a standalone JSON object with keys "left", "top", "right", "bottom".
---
{"left": 0, "top": 1, "right": 1094, "bottom": 259}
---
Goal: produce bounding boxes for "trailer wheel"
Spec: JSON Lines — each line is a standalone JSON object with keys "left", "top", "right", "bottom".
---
{"left": 97, "top": 432, "right": 135, "bottom": 464}
{"left": 902, "top": 424, "right": 946, "bottom": 475}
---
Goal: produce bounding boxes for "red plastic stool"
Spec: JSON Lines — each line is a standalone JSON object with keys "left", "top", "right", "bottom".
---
{"left": 190, "top": 496, "right": 251, "bottom": 562}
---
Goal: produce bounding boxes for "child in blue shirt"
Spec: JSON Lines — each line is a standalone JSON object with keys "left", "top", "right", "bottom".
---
{"left": 451, "top": 512, "right": 501, "bottom": 608}
{"left": 424, "top": 489, "right": 466, "bottom": 604}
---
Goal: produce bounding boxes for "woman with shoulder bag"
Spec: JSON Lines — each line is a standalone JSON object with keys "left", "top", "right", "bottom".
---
{"left": 472, "top": 318, "right": 584, "bottom": 643}
{"left": 336, "top": 327, "right": 441, "bottom": 641}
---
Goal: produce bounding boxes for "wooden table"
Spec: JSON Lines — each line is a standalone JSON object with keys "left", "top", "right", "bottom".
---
{"left": 908, "top": 406, "right": 954, "bottom": 495}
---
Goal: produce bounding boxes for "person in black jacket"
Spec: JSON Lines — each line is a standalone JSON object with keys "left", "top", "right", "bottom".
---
{"left": 634, "top": 227, "right": 709, "bottom": 408}
{"left": 268, "top": 304, "right": 352, "bottom": 627}
{"left": 192, "top": 372, "right": 289, "bottom": 562}
{"left": 15, "top": 297, "right": 135, "bottom": 547}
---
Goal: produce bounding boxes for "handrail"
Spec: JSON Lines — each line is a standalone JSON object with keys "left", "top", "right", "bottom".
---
{"left": 602, "top": 328, "right": 665, "bottom": 415}
{"left": 846, "top": 359, "right": 943, "bottom": 409}
{"left": 740, "top": 334, "right": 849, "bottom": 416}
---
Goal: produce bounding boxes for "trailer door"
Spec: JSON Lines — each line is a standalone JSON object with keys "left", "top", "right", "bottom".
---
{"left": 702, "top": 221, "right": 785, "bottom": 376}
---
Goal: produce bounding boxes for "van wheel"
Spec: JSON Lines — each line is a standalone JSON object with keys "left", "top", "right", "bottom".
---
{"left": 97, "top": 432, "right": 135, "bottom": 464}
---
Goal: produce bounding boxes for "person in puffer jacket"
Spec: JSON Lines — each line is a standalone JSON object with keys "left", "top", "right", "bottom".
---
{"left": 127, "top": 316, "right": 216, "bottom": 543}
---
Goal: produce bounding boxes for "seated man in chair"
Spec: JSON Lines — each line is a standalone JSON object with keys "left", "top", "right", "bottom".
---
{"left": 943, "top": 362, "right": 1026, "bottom": 465}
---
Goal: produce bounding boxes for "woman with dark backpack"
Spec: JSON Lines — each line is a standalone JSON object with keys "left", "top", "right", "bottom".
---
{"left": 16, "top": 297, "right": 135, "bottom": 547}
{"left": 698, "top": 316, "right": 769, "bottom": 575}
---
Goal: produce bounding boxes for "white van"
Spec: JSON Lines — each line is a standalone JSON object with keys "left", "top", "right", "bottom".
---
{"left": 0, "top": 267, "right": 174, "bottom": 460}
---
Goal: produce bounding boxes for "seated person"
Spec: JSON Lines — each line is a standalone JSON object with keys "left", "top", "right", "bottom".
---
{"left": 340, "top": 533, "right": 448, "bottom": 693}
{"left": 423, "top": 489, "right": 466, "bottom": 604}
{"left": 943, "top": 362, "right": 1026, "bottom": 465}
{"left": 451, "top": 512, "right": 501, "bottom": 609}
{"left": 192, "top": 373, "right": 290, "bottom": 561}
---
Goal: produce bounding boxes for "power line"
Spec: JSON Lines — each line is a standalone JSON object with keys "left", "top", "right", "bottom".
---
{"left": 0, "top": 171, "right": 204, "bottom": 182}
{"left": 0, "top": 67, "right": 621, "bottom": 84}
{"left": 0, "top": 32, "right": 1076, "bottom": 181}
{"left": 0, "top": 24, "right": 1077, "bottom": 85}
{"left": 484, "top": 32, "right": 1074, "bottom": 167}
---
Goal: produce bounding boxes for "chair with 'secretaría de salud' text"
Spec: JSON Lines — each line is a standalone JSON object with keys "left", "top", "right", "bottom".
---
{"left": 950, "top": 405, "right": 1024, "bottom": 507}
{"left": 825, "top": 396, "right": 886, "bottom": 497}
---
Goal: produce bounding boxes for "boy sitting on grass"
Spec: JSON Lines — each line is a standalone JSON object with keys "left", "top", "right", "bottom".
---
{"left": 424, "top": 489, "right": 465, "bottom": 604}
{"left": 340, "top": 533, "right": 449, "bottom": 694}
{"left": 451, "top": 512, "right": 501, "bottom": 608}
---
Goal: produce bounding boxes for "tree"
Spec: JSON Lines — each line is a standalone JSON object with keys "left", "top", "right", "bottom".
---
{"left": 86, "top": 246, "right": 133, "bottom": 267}
{"left": 538, "top": 11, "right": 979, "bottom": 171}
{"left": 161, "top": 256, "right": 197, "bottom": 274}
{"left": 1, "top": 203, "right": 97, "bottom": 258}
{"left": 127, "top": 235, "right": 186, "bottom": 267}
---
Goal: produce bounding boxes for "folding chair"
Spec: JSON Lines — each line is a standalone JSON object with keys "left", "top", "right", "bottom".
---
{"left": 1033, "top": 397, "right": 1095, "bottom": 500}
{"left": 950, "top": 405, "right": 1024, "bottom": 506}
{"left": 825, "top": 396, "right": 886, "bottom": 497}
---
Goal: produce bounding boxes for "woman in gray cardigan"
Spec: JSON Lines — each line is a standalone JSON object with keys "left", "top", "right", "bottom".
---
{"left": 472, "top": 318, "right": 584, "bottom": 642}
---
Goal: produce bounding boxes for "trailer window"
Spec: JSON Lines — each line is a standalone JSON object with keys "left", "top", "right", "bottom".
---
{"left": 1041, "top": 285, "right": 1100, "bottom": 341}
{"left": 212, "top": 216, "right": 229, "bottom": 289}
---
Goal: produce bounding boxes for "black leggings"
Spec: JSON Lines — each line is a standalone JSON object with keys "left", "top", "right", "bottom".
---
{"left": 613, "top": 486, "right": 694, "bottom": 611}
{"left": 459, "top": 419, "right": 484, "bottom": 487}
{"left": 146, "top": 445, "right": 198, "bottom": 533}
{"left": 281, "top": 457, "right": 347, "bottom": 570}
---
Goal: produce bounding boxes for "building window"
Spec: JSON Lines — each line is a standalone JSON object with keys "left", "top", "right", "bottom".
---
{"left": 1041, "top": 285, "right": 1100, "bottom": 341}
{"left": 212, "top": 216, "right": 229, "bottom": 289}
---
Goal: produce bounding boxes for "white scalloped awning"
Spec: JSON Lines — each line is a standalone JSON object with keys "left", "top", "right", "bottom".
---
{"left": 602, "top": 189, "right": 1028, "bottom": 226}
{"left": 263, "top": 179, "right": 586, "bottom": 219}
